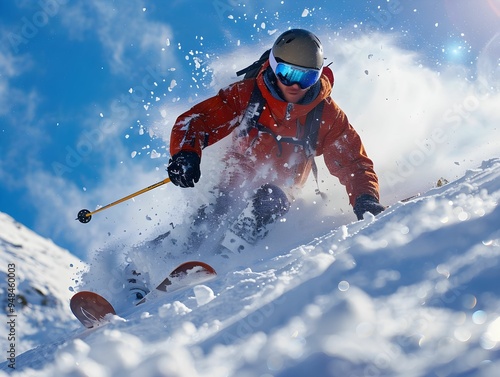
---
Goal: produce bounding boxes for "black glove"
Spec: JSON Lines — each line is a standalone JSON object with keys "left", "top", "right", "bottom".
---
{"left": 167, "top": 151, "right": 201, "bottom": 188}
{"left": 353, "top": 194, "right": 385, "bottom": 220}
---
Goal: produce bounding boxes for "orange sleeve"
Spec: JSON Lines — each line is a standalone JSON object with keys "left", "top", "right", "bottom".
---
{"left": 320, "top": 106, "right": 380, "bottom": 206}
{"left": 169, "top": 82, "right": 251, "bottom": 157}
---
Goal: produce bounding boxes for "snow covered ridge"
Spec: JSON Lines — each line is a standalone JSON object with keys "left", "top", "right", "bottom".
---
{"left": 1, "top": 158, "right": 500, "bottom": 376}
{"left": 0, "top": 213, "right": 85, "bottom": 357}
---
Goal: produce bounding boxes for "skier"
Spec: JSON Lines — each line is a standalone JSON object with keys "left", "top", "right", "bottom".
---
{"left": 167, "top": 28, "right": 385, "bottom": 254}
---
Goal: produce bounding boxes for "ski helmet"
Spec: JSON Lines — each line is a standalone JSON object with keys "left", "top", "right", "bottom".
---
{"left": 271, "top": 29, "right": 324, "bottom": 70}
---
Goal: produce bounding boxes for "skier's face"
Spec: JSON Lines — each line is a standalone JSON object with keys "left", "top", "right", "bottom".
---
{"left": 276, "top": 79, "right": 308, "bottom": 103}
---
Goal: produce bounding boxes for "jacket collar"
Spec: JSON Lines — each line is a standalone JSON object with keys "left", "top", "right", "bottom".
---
{"left": 256, "top": 61, "right": 332, "bottom": 121}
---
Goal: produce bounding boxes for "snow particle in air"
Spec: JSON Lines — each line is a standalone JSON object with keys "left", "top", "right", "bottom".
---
{"left": 338, "top": 280, "right": 350, "bottom": 291}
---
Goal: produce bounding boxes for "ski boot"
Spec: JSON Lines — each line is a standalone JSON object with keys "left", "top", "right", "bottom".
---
{"left": 123, "top": 262, "right": 150, "bottom": 305}
{"left": 220, "top": 184, "right": 290, "bottom": 254}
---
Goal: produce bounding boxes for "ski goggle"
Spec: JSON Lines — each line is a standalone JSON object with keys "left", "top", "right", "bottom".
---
{"left": 269, "top": 50, "right": 322, "bottom": 89}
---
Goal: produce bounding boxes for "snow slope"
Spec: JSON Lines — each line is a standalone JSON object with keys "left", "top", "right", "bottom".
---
{"left": 1, "top": 158, "right": 500, "bottom": 376}
{"left": 0, "top": 213, "right": 84, "bottom": 355}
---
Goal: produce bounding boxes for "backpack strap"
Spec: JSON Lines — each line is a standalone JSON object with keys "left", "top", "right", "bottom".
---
{"left": 303, "top": 100, "right": 325, "bottom": 157}
{"left": 304, "top": 100, "right": 326, "bottom": 198}
{"left": 238, "top": 83, "right": 266, "bottom": 138}
{"left": 236, "top": 49, "right": 271, "bottom": 79}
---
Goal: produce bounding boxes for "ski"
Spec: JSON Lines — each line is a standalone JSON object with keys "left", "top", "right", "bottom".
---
{"left": 70, "top": 291, "right": 116, "bottom": 329}
{"left": 136, "top": 260, "right": 217, "bottom": 305}
{"left": 70, "top": 261, "right": 217, "bottom": 328}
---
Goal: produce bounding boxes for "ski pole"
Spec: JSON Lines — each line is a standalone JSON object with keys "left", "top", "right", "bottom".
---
{"left": 76, "top": 177, "right": 171, "bottom": 223}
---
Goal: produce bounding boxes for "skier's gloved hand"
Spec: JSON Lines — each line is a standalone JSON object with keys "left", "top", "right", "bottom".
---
{"left": 167, "top": 151, "right": 201, "bottom": 188}
{"left": 353, "top": 194, "right": 385, "bottom": 220}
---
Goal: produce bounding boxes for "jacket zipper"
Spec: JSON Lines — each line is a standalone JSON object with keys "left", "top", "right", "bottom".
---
{"left": 285, "top": 103, "right": 293, "bottom": 120}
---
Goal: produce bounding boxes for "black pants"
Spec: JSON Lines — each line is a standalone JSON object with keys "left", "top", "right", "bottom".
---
{"left": 190, "top": 183, "right": 290, "bottom": 248}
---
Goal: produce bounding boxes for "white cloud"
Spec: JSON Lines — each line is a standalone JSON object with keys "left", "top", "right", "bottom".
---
{"left": 59, "top": 1, "right": 178, "bottom": 75}
{"left": 319, "top": 33, "right": 500, "bottom": 203}
{"left": 0, "top": 45, "right": 33, "bottom": 116}
{"left": 0, "top": 45, "right": 43, "bottom": 182}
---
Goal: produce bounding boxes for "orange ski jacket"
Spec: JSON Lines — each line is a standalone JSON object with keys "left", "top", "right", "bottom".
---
{"left": 170, "top": 62, "right": 379, "bottom": 206}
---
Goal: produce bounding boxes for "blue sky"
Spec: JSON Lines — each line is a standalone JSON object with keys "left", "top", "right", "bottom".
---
{"left": 1, "top": 0, "right": 499, "bottom": 259}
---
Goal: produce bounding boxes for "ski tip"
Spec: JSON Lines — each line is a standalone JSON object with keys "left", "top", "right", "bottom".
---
{"left": 70, "top": 291, "right": 116, "bottom": 328}
{"left": 170, "top": 261, "right": 217, "bottom": 277}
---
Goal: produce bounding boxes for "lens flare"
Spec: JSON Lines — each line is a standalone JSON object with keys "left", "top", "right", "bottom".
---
{"left": 487, "top": 0, "right": 500, "bottom": 16}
